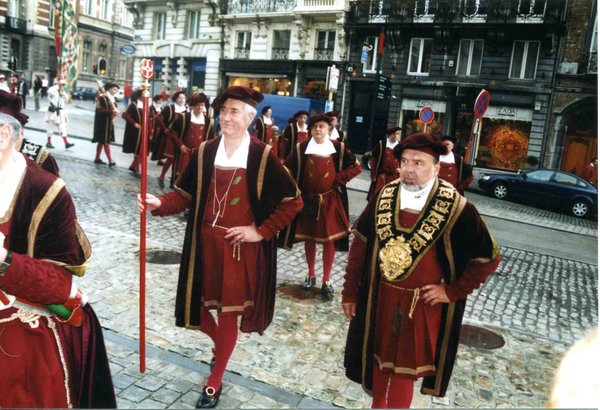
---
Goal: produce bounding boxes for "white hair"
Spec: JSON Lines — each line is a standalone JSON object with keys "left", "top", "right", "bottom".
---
{"left": 243, "top": 103, "right": 257, "bottom": 119}
{"left": 0, "top": 112, "right": 22, "bottom": 142}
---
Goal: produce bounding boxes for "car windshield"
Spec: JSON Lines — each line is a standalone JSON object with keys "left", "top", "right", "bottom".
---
{"left": 526, "top": 170, "right": 553, "bottom": 182}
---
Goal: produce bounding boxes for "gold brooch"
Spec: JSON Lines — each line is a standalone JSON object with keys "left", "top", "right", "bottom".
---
{"left": 379, "top": 236, "right": 413, "bottom": 281}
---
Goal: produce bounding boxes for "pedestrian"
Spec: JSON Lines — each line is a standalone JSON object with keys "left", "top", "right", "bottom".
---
{"left": 0, "top": 74, "right": 9, "bottom": 92}
{"left": 33, "top": 75, "right": 43, "bottom": 111}
{"left": 137, "top": 85, "right": 303, "bottom": 408}
{"left": 325, "top": 110, "right": 347, "bottom": 143}
{"left": 41, "top": 76, "right": 48, "bottom": 98}
{"left": 438, "top": 134, "right": 474, "bottom": 195}
{"left": 45, "top": 78, "right": 75, "bottom": 149}
{"left": 341, "top": 133, "right": 500, "bottom": 409}
{"left": 92, "top": 82, "right": 119, "bottom": 166}
{"left": 279, "top": 110, "right": 309, "bottom": 160}
{"left": 153, "top": 91, "right": 187, "bottom": 187}
{"left": 585, "top": 157, "right": 597, "bottom": 186}
{"left": 168, "top": 93, "right": 214, "bottom": 183}
{"left": 279, "top": 114, "right": 362, "bottom": 297}
{"left": 122, "top": 89, "right": 144, "bottom": 176}
{"left": 123, "top": 80, "right": 132, "bottom": 107}
{"left": 367, "top": 125, "right": 401, "bottom": 200}
{"left": 0, "top": 92, "right": 116, "bottom": 408}
{"left": 16, "top": 75, "right": 28, "bottom": 109}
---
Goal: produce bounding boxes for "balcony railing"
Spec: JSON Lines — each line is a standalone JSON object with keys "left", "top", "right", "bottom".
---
{"left": 234, "top": 47, "right": 250, "bottom": 59}
{"left": 272, "top": 48, "right": 289, "bottom": 60}
{"left": 582, "top": 51, "right": 597, "bottom": 74}
{"left": 5, "top": 16, "right": 27, "bottom": 32}
{"left": 296, "top": 0, "right": 348, "bottom": 11}
{"left": 226, "top": 0, "right": 296, "bottom": 14}
{"left": 461, "top": 0, "right": 488, "bottom": 23}
{"left": 314, "top": 48, "right": 334, "bottom": 60}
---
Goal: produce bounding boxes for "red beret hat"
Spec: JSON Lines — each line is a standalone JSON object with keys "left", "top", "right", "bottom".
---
{"left": 211, "top": 86, "right": 264, "bottom": 109}
{"left": 386, "top": 125, "right": 402, "bottom": 135}
{"left": 187, "top": 93, "right": 209, "bottom": 107}
{"left": 308, "top": 114, "right": 332, "bottom": 128}
{"left": 393, "top": 133, "right": 445, "bottom": 160}
{"left": 325, "top": 110, "right": 340, "bottom": 118}
{"left": 0, "top": 90, "right": 29, "bottom": 126}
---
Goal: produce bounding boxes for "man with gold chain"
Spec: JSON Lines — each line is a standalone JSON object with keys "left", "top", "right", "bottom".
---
{"left": 341, "top": 133, "right": 500, "bottom": 408}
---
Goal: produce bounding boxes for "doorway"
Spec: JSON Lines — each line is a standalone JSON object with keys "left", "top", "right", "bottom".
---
{"left": 347, "top": 80, "right": 389, "bottom": 153}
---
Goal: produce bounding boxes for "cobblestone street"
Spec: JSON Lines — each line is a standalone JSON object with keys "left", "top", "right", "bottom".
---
{"left": 48, "top": 154, "right": 598, "bottom": 408}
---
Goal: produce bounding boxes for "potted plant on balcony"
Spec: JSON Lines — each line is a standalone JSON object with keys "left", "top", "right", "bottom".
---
{"left": 304, "top": 80, "right": 327, "bottom": 101}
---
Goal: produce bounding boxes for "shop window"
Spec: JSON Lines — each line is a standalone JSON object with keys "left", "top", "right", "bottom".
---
{"left": 400, "top": 99, "right": 446, "bottom": 136}
{"left": 456, "top": 39, "right": 484, "bottom": 76}
{"left": 509, "top": 40, "right": 539, "bottom": 79}
{"left": 188, "top": 10, "right": 201, "bottom": 39}
{"left": 407, "top": 38, "right": 432, "bottom": 75}
{"left": 236, "top": 31, "right": 251, "bottom": 58}
{"left": 155, "top": 12, "right": 167, "bottom": 40}
{"left": 362, "top": 36, "right": 379, "bottom": 73}
{"left": 272, "top": 30, "right": 290, "bottom": 60}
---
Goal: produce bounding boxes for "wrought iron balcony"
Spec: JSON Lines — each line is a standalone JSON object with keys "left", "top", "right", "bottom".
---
{"left": 296, "top": 0, "right": 348, "bottom": 12}
{"left": 5, "top": 16, "right": 27, "bottom": 32}
{"left": 272, "top": 48, "right": 289, "bottom": 60}
{"left": 226, "top": 0, "right": 296, "bottom": 14}
{"left": 234, "top": 48, "right": 250, "bottom": 59}
{"left": 582, "top": 51, "right": 597, "bottom": 74}
{"left": 314, "top": 48, "right": 334, "bottom": 60}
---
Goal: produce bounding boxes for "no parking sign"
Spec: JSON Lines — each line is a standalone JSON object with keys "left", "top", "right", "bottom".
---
{"left": 474, "top": 89, "right": 490, "bottom": 118}
{"left": 419, "top": 106, "right": 434, "bottom": 124}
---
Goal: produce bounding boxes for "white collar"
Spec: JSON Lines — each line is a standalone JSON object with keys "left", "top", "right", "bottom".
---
{"left": 0, "top": 150, "right": 27, "bottom": 218}
{"left": 153, "top": 103, "right": 162, "bottom": 111}
{"left": 305, "top": 137, "right": 336, "bottom": 156}
{"left": 329, "top": 128, "right": 340, "bottom": 140}
{"left": 214, "top": 133, "right": 250, "bottom": 169}
{"left": 191, "top": 111, "right": 205, "bottom": 124}
{"left": 386, "top": 139, "right": 398, "bottom": 149}
{"left": 439, "top": 152, "right": 455, "bottom": 164}
{"left": 400, "top": 178, "right": 435, "bottom": 211}
{"left": 263, "top": 116, "right": 272, "bottom": 125}
{"left": 107, "top": 93, "right": 116, "bottom": 103}
{"left": 174, "top": 104, "right": 187, "bottom": 113}
{"left": 136, "top": 100, "right": 144, "bottom": 110}
{"left": 297, "top": 123, "right": 307, "bottom": 132}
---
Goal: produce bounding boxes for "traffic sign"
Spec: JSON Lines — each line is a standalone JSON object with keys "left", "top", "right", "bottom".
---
{"left": 377, "top": 75, "right": 391, "bottom": 100}
{"left": 120, "top": 44, "right": 136, "bottom": 56}
{"left": 474, "top": 89, "right": 490, "bottom": 118}
{"left": 419, "top": 106, "right": 434, "bottom": 124}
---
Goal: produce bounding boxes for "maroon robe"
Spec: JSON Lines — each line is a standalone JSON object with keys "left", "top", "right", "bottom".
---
{"left": 0, "top": 157, "right": 116, "bottom": 408}
{"left": 152, "top": 137, "right": 302, "bottom": 333}
{"left": 342, "top": 178, "right": 500, "bottom": 397}
{"left": 121, "top": 101, "right": 144, "bottom": 155}
{"left": 92, "top": 94, "right": 116, "bottom": 144}
{"left": 280, "top": 122, "right": 308, "bottom": 160}
{"left": 252, "top": 116, "right": 273, "bottom": 144}
{"left": 169, "top": 112, "right": 214, "bottom": 182}
{"left": 368, "top": 140, "right": 400, "bottom": 200}
{"left": 438, "top": 152, "right": 474, "bottom": 195}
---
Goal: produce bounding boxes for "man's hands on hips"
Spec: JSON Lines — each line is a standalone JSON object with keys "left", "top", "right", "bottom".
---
{"left": 137, "top": 193, "right": 161, "bottom": 212}
{"left": 421, "top": 283, "right": 450, "bottom": 305}
{"left": 225, "top": 224, "right": 264, "bottom": 245}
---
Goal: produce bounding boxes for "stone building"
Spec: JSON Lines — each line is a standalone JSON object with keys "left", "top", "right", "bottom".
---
{"left": 123, "top": 0, "right": 222, "bottom": 98}
{"left": 344, "top": 0, "right": 568, "bottom": 175}
{"left": 544, "top": 0, "right": 597, "bottom": 178}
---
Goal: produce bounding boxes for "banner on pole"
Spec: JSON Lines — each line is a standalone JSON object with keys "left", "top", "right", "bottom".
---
{"left": 54, "top": 0, "right": 79, "bottom": 92}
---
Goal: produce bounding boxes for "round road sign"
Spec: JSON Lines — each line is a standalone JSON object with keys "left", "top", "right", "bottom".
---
{"left": 419, "top": 106, "right": 435, "bottom": 124}
{"left": 474, "top": 89, "right": 490, "bottom": 118}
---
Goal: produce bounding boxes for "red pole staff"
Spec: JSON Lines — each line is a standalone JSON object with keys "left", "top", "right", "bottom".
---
{"left": 139, "top": 58, "right": 154, "bottom": 373}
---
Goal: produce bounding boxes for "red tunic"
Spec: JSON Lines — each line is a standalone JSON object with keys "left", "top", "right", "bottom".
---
{"left": 163, "top": 112, "right": 184, "bottom": 159}
{"left": 439, "top": 162, "right": 459, "bottom": 189}
{"left": 374, "top": 147, "right": 400, "bottom": 194}
{"left": 374, "top": 211, "right": 442, "bottom": 380}
{"left": 264, "top": 124, "right": 273, "bottom": 145}
{"left": 176, "top": 123, "right": 205, "bottom": 178}
{"left": 295, "top": 155, "right": 350, "bottom": 242}
{"left": 297, "top": 130, "right": 309, "bottom": 145}
{"left": 201, "top": 168, "right": 258, "bottom": 315}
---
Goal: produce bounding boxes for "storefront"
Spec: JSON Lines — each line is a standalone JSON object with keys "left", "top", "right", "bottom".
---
{"left": 220, "top": 59, "right": 296, "bottom": 96}
{"left": 227, "top": 74, "right": 292, "bottom": 95}
{"left": 399, "top": 98, "right": 447, "bottom": 137}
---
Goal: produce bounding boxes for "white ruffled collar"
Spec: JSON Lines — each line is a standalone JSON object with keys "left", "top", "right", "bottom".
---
{"left": 214, "top": 133, "right": 250, "bottom": 169}
{"left": 439, "top": 152, "right": 455, "bottom": 164}
{"left": 386, "top": 139, "right": 398, "bottom": 149}
{"left": 305, "top": 137, "right": 336, "bottom": 156}
{"left": 190, "top": 111, "right": 205, "bottom": 125}
{"left": 400, "top": 178, "right": 435, "bottom": 211}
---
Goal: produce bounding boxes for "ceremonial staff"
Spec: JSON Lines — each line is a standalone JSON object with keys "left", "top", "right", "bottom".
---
{"left": 139, "top": 58, "right": 154, "bottom": 372}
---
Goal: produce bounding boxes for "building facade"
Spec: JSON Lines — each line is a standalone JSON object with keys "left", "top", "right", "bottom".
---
{"left": 544, "top": 0, "right": 597, "bottom": 179}
{"left": 124, "top": 0, "right": 222, "bottom": 98}
{"left": 344, "top": 0, "right": 568, "bottom": 174}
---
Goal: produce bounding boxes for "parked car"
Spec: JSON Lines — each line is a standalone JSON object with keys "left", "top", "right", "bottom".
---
{"left": 71, "top": 87, "right": 98, "bottom": 101}
{"left": 478, "top": 169, "right": 598, "bottom": 218}
{"left": 114, "top": 88, "right": 124, "bottom": 102}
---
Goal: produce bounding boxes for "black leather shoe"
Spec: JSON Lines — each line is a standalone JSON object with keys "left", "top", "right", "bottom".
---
{"left": 321, "top": 282, "right": 334, "bottom": 297}
{"left": 108, "top": 162, "right": 117, "bottom": 168}
{"left": 46, "top": 143, "right": 55, "bottom": 149}
{"left": 196, "top": 385, "right": 222, "bottom": 408}
{"left": 65, "top": 142, "right": 74, "bottom": 149}
{"left": 157, "top": 177, "right": 165, "bottom": 188}
{"left": 302, "top": 276, "right": 316, "bottom": 289}
{"left": 94, "top": 159, "right": 106, "bottom": 165}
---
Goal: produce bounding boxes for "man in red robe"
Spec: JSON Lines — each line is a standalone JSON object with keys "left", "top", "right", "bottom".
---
{"left": 279, "top": 114, "right": 362, "bottom": 296}
{"left": 438, "top": 135, "right": 473, "bottom": 195}
{"left": 138, "top": 86, "right": 302, "bottom": 408}
{"left": 92, "top": 82, "right": 120, "bottom": 166}
{"left": 585, "top": 157, "right": 597, "bottom": 186}
{"left": 342, "top": 133, "right": 500, "bottom": 408}
{"left": 325, "top": 110, "right": 347, "bottom": 143}
{"left": 0, "top": 93, "right": 116, "bottom": 408}
{"left": 368, "top": 125, "right": 401, "bottom": 200}
{"left": 154, "top": 91, "right": 188, "bottom": 187}
{"left": 279, "top": 110, "right": 309, "bottom": 160}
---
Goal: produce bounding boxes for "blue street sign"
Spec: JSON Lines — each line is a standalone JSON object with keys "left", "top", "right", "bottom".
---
{"left": 474, "top": 89, "right": 490, "bottom": 118}
{"left": 419, "top": 106, "right": 434, "bottom": 124}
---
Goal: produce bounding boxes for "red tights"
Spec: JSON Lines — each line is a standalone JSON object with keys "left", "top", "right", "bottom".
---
{"left": 199, "top": 307, "right": 238, "bottom": 391}
{"left": 159, "top": 158, "right": 173, "bottom": 180}
{"left": 95, "top": 143, "right": 113, "bottom": 162}
{"left": 371, "top": 364, "right": 414, "bottom": 409}
{"left": 304, "top": 240, "right": 335, "bottom": 283}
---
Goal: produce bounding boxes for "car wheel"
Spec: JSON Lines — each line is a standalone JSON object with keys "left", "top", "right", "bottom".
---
{"left": 571, "top": 200, "right": 590, "bottom": 218}
{"left": 492, "top": 183, "right": 508, "bottom": 200}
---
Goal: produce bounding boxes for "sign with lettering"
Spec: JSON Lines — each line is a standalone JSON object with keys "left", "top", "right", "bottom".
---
{"left": 377, "top": 75, "right": 391, "bottom": 100}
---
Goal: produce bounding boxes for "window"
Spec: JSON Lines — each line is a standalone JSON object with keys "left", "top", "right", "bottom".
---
{"left": 362, "top": 36, "right": 379, "bottom": 73}
{"left": 235, "top": 31, "right": 251, "bottom": 58}
{"left": 456, "top": 39, "right": 484, "bottom": 76}
{"left": 101, "top": 0, "right": 110, "bottom": 20}
{"left": 407, "top": 38, "right": 432, "bottom": 75}
{"left": 188, "top": 10, "right": 201, "bottom": 39}
{"left": 82, "top": 40, "right": 92, "bottom": 72}
{"left": 527, "top": 170, "right": 553, "bottom": 182}
{"left": 49, "top": 0, "right": 55, "bottom": 28}
{"left": 316, "top": 30, "right": 335, "bottom": 50}
{"left": 516, "top": 0, "right": 546, "bottom": 23}
{"left": 84, "top": 0, "right": 94, "bottom": 16}
{"left": 553, "top": 172, "right": 578, "bottom": 186}
{"left": 272, "top": 30, "right": 290, "bottom": 60}
{"left": 155, "top": 13, "right": 167, "bottom": 40}
{"left": 589, "top": 16, "right": 597, "bottom": 73}
{"left": 509, "top": 40, "right": 539, "bottom": 79}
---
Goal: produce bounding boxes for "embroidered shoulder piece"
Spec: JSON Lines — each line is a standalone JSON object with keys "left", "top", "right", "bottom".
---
{"left": 375, "top": 179, "right": 459, "bottom": 282}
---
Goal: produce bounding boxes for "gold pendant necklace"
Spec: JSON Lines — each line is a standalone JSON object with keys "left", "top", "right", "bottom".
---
{"left": 211, "top": 167, "right": 238, "bottom": 227}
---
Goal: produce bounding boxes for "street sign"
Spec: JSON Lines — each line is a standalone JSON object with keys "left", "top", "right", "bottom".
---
{"left": 474, "top": 89, "right": 490, "bottom": 118}
{"left": 327, "top": 65, "right": 340, "bottom": 93}
{"left": 325, "top": 99, "right": 334, "bottom": 113}
{"left": 377, "top": 75, "right": 391, "bottom": 100}
{"left": 120, "top": 43, "right": 136, "bottom": 56}
{"left": 419, "top": 106, "right": 435, "bottom": 124}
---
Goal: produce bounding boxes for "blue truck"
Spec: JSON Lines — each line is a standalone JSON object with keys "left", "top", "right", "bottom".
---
{"left": 250, "top": 94, "right": 325, "bottom": 133}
